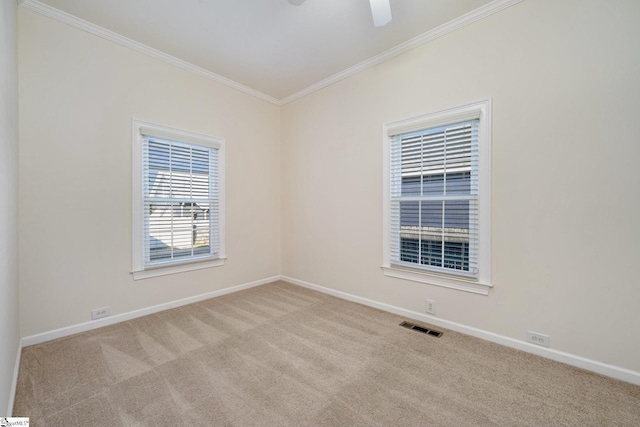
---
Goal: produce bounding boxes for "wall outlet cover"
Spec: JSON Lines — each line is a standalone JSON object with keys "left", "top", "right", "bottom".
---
{"left": 527, "top": 331, "right": 550, "bottom": 347}
{"left": 91, "top": 307, "right": 111, "bottom": 320}
{"left": 425, "top": 299, "right": 436, "bottom": 315}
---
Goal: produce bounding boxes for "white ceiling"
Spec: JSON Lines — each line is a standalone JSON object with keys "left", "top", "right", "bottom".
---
{"left": 26, "top": 0, "right": 499, "bottom": 102}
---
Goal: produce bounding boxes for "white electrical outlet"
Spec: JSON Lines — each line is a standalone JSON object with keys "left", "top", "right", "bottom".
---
{"left": 91, "top": 307, "right": 111, "bottom": 320}
{"left": 425, "top": 299, "right": 436, "bottom": 315}
{"left": 527, "top": 331, "right": 550, "bottom": 347}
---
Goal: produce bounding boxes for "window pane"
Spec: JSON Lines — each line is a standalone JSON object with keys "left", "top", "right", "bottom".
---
{"left": 419, "top": 201, "right": 443, "bottom": 268}
{"left": 445, "top": 171, "right": 470, "bottom": 195}
{"left": 443, "top": 200, "right": 469, "bottom": 271}
{"left": 422, "top": 131, "right": 445, "bottom": 176}
{"left": 422, "top": 173, "right": 444, "bottom": 195}
{"left": 146, "top": 201, "right": 211, "bottom": 262}
{"left": 401, "top": 176, "right": 421, "bottom": 196}
{"left": 148, "top": 141, "right": 170, "bottom": 171}
{"left": 444, "top": 200, "right": 469, "bottom": 229}
{"left": 420, "top": 238, "right": 442, "bottom": 268}
{"left": 148, "top": 170, "right": 170, "bottom": 198}
{"left": 400, "top": 237, "right": 419, "bottom": 264}
{"left": 171, "top": 171, "right": 192, "bottom": 198}
{"left": 147, "top": 202, "right": 174, "bottom": 261}
{"left": 420, "top": 201, "right": 442, "bottom": 228}
{"left": 443, "top": 242, "right": 469, "bottom": 271}
{"left": 171, "top": 144, "right": 191, "bottom": 173}
{"left": 192, "top": 148, "right": 209, "bottom": 174}
{"left": 400, "top": 201, "right": 419, "bottom": 227}
{"left": 191, "top": 172, "right": 209, "bottom": 199}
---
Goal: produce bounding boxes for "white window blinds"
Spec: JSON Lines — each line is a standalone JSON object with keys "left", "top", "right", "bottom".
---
{"left": 390, "top": 119, "right": 479, "bottom": 277}
{"left": 142, "top": 136, "right": 219, "bottom": 266}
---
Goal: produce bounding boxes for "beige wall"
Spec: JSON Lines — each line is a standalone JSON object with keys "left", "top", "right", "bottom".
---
{"left": 0, "top": 0, "right": 19, "bottom": 414}
{"left": 281, "top": 0, "right": 640, "bottom": 372}
{"left": 18, "top": 9, "right": 281, "bottom": 337}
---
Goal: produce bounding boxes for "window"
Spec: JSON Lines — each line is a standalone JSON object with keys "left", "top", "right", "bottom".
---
{"left": 382, "top": 100, "right": 491, "bottom": 294}
{"left": 132, "top": 120, "right": 225, "bottom": 279}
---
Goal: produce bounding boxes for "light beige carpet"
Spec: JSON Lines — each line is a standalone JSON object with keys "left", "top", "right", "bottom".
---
{"left": 13, "top": 281, "right": 640, "bottom": 426}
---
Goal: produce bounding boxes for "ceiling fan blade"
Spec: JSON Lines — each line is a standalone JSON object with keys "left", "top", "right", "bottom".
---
{"left": 369, "top": 0, "right": 392, "bottom": 27}
{"left": 288, "top": 0, "right": 306, "bottom": 5}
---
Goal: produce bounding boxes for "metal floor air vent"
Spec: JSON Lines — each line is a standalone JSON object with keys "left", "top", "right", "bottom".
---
{"left": 400, "top": 321, "right": 443, "bottom": 338}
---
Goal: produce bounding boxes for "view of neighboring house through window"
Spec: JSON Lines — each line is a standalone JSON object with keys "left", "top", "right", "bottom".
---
{"left": 132, "top": 120, "right": 225, "bottom": 279}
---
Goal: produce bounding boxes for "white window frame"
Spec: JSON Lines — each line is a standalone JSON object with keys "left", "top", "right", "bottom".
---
{"left": 382, "top": 99, "right": 492, "bottom": 295}
{"left": 132, "top": 119, "right": 226, "bottom": 280}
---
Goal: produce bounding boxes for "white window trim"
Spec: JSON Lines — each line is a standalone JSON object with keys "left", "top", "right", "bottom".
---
{"left": 131, "top": 119, "right": 226, "bottom": 280}
{"left": 382, "top": 99, "right": 492, "bottom": 295}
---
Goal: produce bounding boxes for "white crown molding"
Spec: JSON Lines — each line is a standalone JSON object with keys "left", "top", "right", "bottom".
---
{"left": 18, "top": 0, "right": 280, "bottom": 105}
{"left": 281, "top": 275, "right": 640, "bottom": 386}
{"left": 280, "top": 0, "right": 524, "bottom": 105}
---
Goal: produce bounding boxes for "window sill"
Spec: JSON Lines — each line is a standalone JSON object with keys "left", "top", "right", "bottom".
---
{"left": 381, "top": 265, "right": 492, "bottom": 295}
{"left": 132, "top": 257, "right": 226, "bottom": 280}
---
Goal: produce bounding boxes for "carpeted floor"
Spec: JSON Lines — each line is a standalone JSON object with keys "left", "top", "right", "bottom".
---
{"left": 13, "top": 281, "right": 640, "bottom": 426}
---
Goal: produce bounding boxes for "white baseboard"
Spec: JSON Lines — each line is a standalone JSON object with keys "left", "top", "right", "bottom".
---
{"left": 281, "top": 275, "right": 640, "bottom": 386}
{"left": 21, "top": 275, "right": 279, "bottom": 347}
{"left": 7, "top": 341, "right": 21, "bottom": 416}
